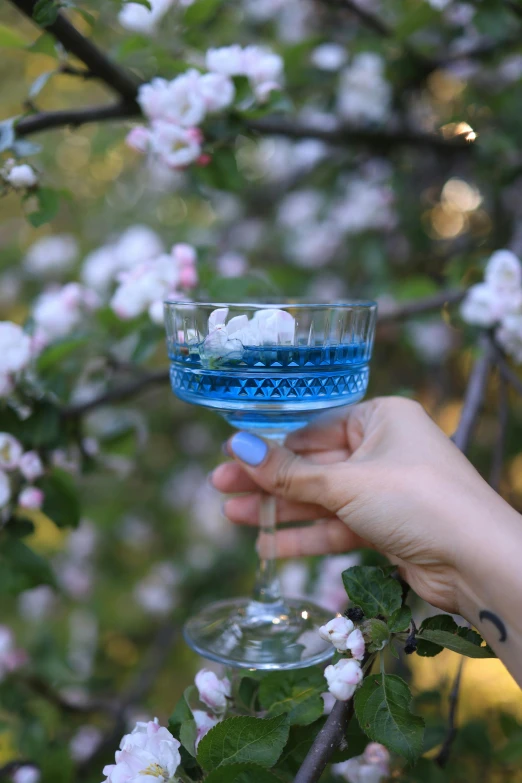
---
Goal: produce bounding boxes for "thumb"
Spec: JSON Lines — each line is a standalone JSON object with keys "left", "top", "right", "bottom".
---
{"left": 227, "top": 431, "right": 332, "bottom": 506}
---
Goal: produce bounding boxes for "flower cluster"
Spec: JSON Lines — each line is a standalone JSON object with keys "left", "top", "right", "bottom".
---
{"left": 32, "top": 283, "right": 99, "bottom": 350}
{"left": 127, "top": 45, "right": 284, "bottom": 169}
{"left": 319, "top": 615, "right": 366, "bottom": 701}
{"left": 337, "top": 53, "right": 391, "bottom": 125}
{"left": 1, "top": 159, "right": 39, "bottom": 190}
{"left": 118, "top": 0, "right": 194, "bottom": 36}
{"left": 461, "top": 250, "right": 522, "bottom": 362}
{"left": 24, "top": 234, "right": 78, "bottom": 277}
{"left": 102, "top": 718, "right": 181, "bottom": 783}
{"left": 0, "top": 434, "right": 44, "bottom": 512}
{"left": 332, "top": 742, "right": 390, "bottom": 783}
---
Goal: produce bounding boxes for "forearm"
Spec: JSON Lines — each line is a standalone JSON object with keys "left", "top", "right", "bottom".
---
{"left": 456, "top": 503, "right": 522, "bottom": 687}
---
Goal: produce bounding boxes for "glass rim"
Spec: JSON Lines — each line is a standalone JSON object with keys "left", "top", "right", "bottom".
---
{"left": 163, "top": 298, "right": 378, "bottom": 310}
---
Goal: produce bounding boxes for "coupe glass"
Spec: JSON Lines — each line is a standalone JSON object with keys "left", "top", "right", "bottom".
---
{"left": 164, "top": 300, "right": 377, "bottom": 669}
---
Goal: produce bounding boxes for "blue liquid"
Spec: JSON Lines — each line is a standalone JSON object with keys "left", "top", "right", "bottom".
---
{"left": 169, "top": 344, "right": 370, "bottom": 432}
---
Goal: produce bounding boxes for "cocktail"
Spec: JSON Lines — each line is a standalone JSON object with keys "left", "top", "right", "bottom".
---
{"left": 164, "top": 301, "right": 377, "bottom": 669}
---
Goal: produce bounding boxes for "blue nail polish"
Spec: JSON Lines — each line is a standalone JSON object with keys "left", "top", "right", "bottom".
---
{"left": 229, "top": 432, "right": 268, "bottom": 466}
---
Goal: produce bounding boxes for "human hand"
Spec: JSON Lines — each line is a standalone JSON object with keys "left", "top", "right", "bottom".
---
{"left": 211, "top": 397, "right": 512, "bottom": 614}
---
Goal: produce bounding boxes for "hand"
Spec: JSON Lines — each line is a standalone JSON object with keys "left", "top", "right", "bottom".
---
{"left": 211, "top": 397, "right": 513, "bottom": 615}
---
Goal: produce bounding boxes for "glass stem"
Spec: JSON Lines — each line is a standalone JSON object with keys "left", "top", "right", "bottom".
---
{"left": 252, "top": 433, "right": 285, "bottom": 606}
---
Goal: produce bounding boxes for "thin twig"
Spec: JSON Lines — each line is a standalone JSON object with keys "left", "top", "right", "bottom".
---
{"left": 452, "top": 333, "right": 494, "bottom": 453}
{"left": 490, "top": 370, "right": 509, "bottom": 491}
{"left": 247, "top": 118, "right": 473, "bottom": 154}
{"left": 9, "top": 0, "right": 140, "bottom": 102}
{"left": 435, "top": 659, "right": 465, "bottom": 768}
{"left": 293, "top": 700, "right": 355, "bottom": 783}
{"left": 61, "top": 369, "right": 170, "bottom": 418}
{"left": 16, "top": 102, "right": 140, "bottom": 136}
{"left": 495, "top": 350, "right": 522, "bottom": 398}
{"left": 18, "top": 674, "right": 117, "bottom": 715}
{"left": 377, "top": 289, "right": 465, "bottom": 323}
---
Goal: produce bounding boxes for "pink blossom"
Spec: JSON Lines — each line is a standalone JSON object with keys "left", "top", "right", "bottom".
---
{"left": 346, "top": 628, "right": 366, "bottom": 661}
{"left": 332, "top": 742, "right": 390, "bottom": 782}
{"left": 172, "top": 243, "right": 197, "bottom": 266}
{"left": 19, "top": 487, "right": 44, "bottom": 510}
{"left": 193, "top": 709, "right": 220, "bottom": 747}
{"left": 126, "top": 126, "right": 151, "bottom": 153}
{"left": 321, "top": 691, "right": 336, "bottom": 715}
{"left": 19, "top": 451, "right": 44, "bottom": 482}
{"left": 149, "top": 122, "right": 202, "bottom": 169}
{"left": 12, "top": 767, "right": 40, "bottom": 783}
{"left": 196, "top": 153, "right": 212, "bottom": 166}
{"left": 324, "top": 658, "right": 363, "bottom": 701}
{"left": 102, "top": 718, "right": 181, "bottom": 783}
{"left": 195, "top": 669, "right": 231, "bottom": 714}
{"left": 197, "top": 72, "right": 235, "bottom": 112}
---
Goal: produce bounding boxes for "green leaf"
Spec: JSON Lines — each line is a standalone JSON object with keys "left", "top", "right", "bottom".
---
{"left": 179, "top": 718, "right": 198, "bottom": 757}
{"left": 389, "top": 605, "right": 412, "bottom": 633}
{"left": 28, "top": 70, "right": 55, "bottom": 100}
{"left": 24, "top": 400, "right": 62, "bottom": 448}
{"left": 0, "top": 24, "right": 28, "bottom": 48}
{"left": 0, "top": 537, "right": 55, "bottom": 594}
{"left": 183, "top": 0, "right": 221, "bottom": 25}
{"left": 354, "top": 673, "right": 424, "bottom": 764}
{"left": 40, "top": 468, "right": 80, "bottom": 528}
{"left": 0, "top": 119, "right": 15, "bottom": 153}
{"left": 33, "top": 0, "right": 62, "bottom": 26}
{"left": 394, "top": 3, "right": 439, "bottom": 40}
{"left": 197, "top": 714, "right": 289, "bottom": 770}
{"left": 204, "top": 764, "right": 283, "bottom": 783}
{"left": 419, "top": 629, "right": 496, "bottom": 658}
{"left": 258, "top": 669, "right": 325, "bottom": 726}
{"left": 417, "top": 615, "right": 495, "bottom": 658}
{"left": 342, "top": 566, "right": 402, "bottom": 619}
{"left": 12, "top": 139, "right": 42, "bottom": 157}
{"left": 27, "top": 33, "right": 58, "bottom": 57}
{"left": 274, "top": 721, "right": 324, "bottom": 778}
{"left": 363, "top": 618, "right": 391, "bottom": 653}
{"left": 169, "top": 685, "right": 196, "bottom": 730}
{"left": 36, "top": 336, "right": 89, "bottom": 373}
{"left": 25, "top": 188, "right": 60, "bottom": 227}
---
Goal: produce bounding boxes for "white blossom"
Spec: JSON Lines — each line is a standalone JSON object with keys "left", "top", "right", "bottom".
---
{"left": 277, "top": 189, "right": 324, "bottom": 229}
{"left": 5, "top": 164, "right": 38, "bottom": 189}
{"left": 69, "top": 725, "right": 103, "bottom": 762}
{"left": 332, "top": 742, "right": 390, "bottom": 782}
{"left": 102, "top": 718, "right": 181, "bottom": 783}
{"left": 32, "top": 283, "right": 99, "bottom": 345}
{"left": 496, "top": 314, "right": 522, "bottom": 363}
{"left": 216, "top": 252, "right": 248, "bottom": 278}
{"left": 193, "top": 710, "right": 220, "bottom": 748}
{"left": 18, "top": 586, "right": 57, "bottom": 622}
{"left": 197, "top": 72, "right": 236, "bottom": 112}
{"left": 0, "top": 433, "right": 23, "bottom": 470}
{"left": 0, "top": 471, "right": 11, "bottom": 508}
{"left": 485, "top": 249, "right": 522, "bottom": 292}
{"left": 19, "top": 486, "right": 44, "bottom": 510}
{"left": 118, "top": 0, "right": 174, "bottom": 35}
{"left": 195, "top": 669, "right": 231, "bottom": 714}
{"left": 19, "top": 451, "right": 44, "bottom": 482}
{"left": 0, "top": 322, "right": 32, "bottom": 376}
{"left": 134, "top": 562, "right": 180, "bottom": 616}
{"left": 338, "top": 53, "right": 391, "bottom": 124}
{"left": 149, "top": 122, "right": 202, "bottom": 169}
{"left": 12, "top": 767, "right": 40, "bottom": 783}
{"left": 318, "top": 616, "right": 355, "bottom": 651}
{"left": 24, "top": 235, "right": 78, "bottom": 276}
{"left": 311, "top": 43, "right": 347, "bottom": 71}
{"left": 0, "top": 625, "right": 26, "bottom": 680}
{"left": 324, "top": 658, "right": 363, "bottom": 701}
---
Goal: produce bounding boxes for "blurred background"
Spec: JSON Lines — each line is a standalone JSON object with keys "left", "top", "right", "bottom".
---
{"left": 1, "top": 0, "right": 522, "bottom": 780}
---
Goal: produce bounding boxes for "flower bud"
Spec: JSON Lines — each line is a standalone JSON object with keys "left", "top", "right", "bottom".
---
{"left": 324, "top": 658, "right": 363, "bottom": 701}
{"left": 195, "top": 668, "right": 231, "bottom": 714}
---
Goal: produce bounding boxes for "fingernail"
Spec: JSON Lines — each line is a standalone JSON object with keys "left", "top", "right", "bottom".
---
{"left": 206, "top": 471, "right": 216, "bottom": 488}
{"left": 229, "top": 432, "right": 268, "bottom": 466}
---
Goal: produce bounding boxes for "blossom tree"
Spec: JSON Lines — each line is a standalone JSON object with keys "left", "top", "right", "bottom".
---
{"left": 1, "top": 0, "right": 522, "bottom": 781}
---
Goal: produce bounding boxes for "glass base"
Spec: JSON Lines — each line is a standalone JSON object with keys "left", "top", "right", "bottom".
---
{"left": 183, "top": 596, "right": 335, "bottom": 670}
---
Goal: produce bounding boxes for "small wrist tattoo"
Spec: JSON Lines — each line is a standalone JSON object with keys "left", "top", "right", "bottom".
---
{"left": 479, "top": 610, "right": 507, "bottom": 642}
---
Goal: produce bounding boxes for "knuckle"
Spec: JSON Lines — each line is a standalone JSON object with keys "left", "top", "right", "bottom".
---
{"left": 272, "top": 453, "right": 298, "bottom": 497}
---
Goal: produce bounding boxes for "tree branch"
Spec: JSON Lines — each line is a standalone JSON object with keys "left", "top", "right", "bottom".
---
{"left": 452, "top": 333, "right": 494, "bottom": 453}
{"left": 247, "top": 118, "right": 473, "bottom": 154}
{"left": 62, "top": 369, "right": 170, "bottom": 418}
{"left": 16, "top": 101, "right": 140, "bottom": 137}
{"left": 9, "top": 0, "right": 140, "bottom": 103}
{"left": 494, "top": 349, "right": 522, "bottom": 398}
{"left": 377, "top": 289, "right": 465, "bottom": 323}
{"left": 293, "top": 699, "right": 355, "bottom": 783}
{"left": 321, "top": 0, "right": 392, "bottom": 37}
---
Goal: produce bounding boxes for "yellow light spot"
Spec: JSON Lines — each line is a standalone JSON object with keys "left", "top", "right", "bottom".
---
{"left": 272, "top": 617, "right": 281, "bottom": 624}
{"left": 428, "top": 70, "right": 466, "bottom": 102}
{"left": 430, "top": 204, "right": 466, "bottom": 239}
{"left": 441, "top": 121, "right": 478, "bottom": 142}
{"left": 442, "top": 178, "right": 482, "bottom": 213}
